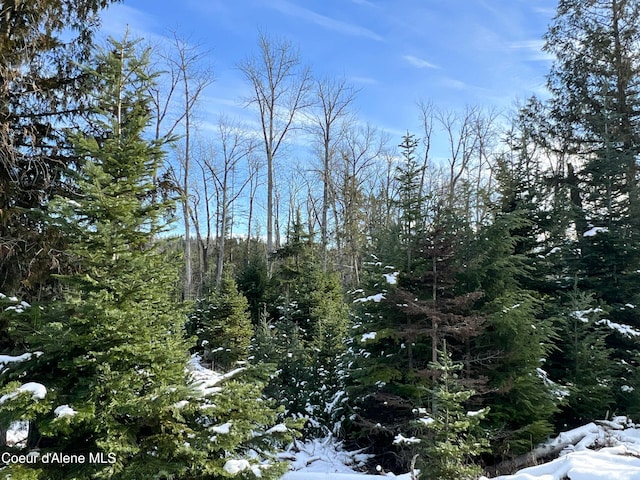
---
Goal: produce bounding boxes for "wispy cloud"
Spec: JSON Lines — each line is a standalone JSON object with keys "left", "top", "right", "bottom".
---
{"left": 99, "top": 4, "right": 160, "bottom": 40}
{"left": 508, "top": 39, "right": 553, "bottom": 61}
{"left": 265, "top": 0, "right": 384, "bottom": 41}
{"left": 351, "top": 0, "right": 377, "bottom": 7}
{"left": 532, "top": 6, "right": 556, "bottom": 16}
{"left": 403, "top": 54, "right": 439, "bottom": 69}
{"left": 438, "top": 77, "right": 468, "bottom": 90}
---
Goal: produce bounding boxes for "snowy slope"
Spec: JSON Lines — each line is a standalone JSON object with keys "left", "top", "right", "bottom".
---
{"left": 279, "top": 417, "right": 640, "bottom": 480}
{"left": 481, "top": 417, "right": 640, "bottom": 480}
{"left": 279, "top": 436, "right": 416, "bottom": 479}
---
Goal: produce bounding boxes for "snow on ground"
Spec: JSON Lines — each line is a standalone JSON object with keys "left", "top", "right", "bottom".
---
{"left": 481, "top": 416, "right": 640, "bottom": 480}
{"left": 6, "top": 353, "right": 640, "bottom": 479}
{"left": 280, "top": 417, "right": 640, "bottom": 479}
{"left": 279, "top": 436, "right": 416, "bottom": 479}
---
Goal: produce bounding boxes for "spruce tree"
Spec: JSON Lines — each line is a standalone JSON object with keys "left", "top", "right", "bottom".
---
{"left": 395, "top": 132, "right": 426, "bottom": 271}
{"left": 187, "top": 272, "right": 254, "bottom": 371}
{"left": 344, "top": 216, "right": 485, "bottom": 474}
{"left": 528, "top": 0, "right": 640, "bottom": 422}
{"left": 261, "top": 217, "right": 350, "bottom": 435}
{"left": 416, "top": 341, "right": 489, "bottom": 480}
{"left": 461, "top": 210, "right": 560, "bottom": 457}
{"left": 544, "top": 0, "right": 640, "bottom": 320}
{"left": 548, "top": 291, "right": 618, "bottom": 427}
{"left": 0, "top": 35, "right": 291, "bottom": 480}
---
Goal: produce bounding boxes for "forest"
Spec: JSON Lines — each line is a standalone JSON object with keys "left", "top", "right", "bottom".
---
{"left": 2, "top": 0, "right": 640, "bottom": 479}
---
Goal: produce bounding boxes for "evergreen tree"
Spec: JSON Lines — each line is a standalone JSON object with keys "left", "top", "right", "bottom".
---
{"left": 548, "top": 291, "right": 618, "bottom": 427}
{"left": 523, "top": 0, "right": 640, "bottom": 423}
{"left": 344, "top": 245, "right": 485, "bottom": 474}
{"left": 544, "top": 0, "right": 640, "bottom": 318}
{"left": 0, "top": 35, "right": 291, "bottom": 480}
{"left": 0, "top": 0, "right": 119, "bottom": 298}
{"left": 415, "top": 341, "right": 489, "bottom": 480}
{"left": 395, "top": 132, "right": 426, "bottom": 271}
{"left": 187, "top": 272, "right": 254, "bottom": 371}
{"left": 261, "top": 217, "right": 350, "bottom": 435}
{"left": 460, "top": 209, "right": 560, "bottom": 457}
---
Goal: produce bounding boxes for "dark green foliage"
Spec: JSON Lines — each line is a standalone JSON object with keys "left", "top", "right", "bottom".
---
{"left": 237, "top": 251, "right": 269, "bottom": 324}
{"left": 0, "top": 0, "right": 120, "bottom": 299}
{"left": 1, "top": 34, "right": 193, "bottom": 478}
{"left": 547, "top": 291, "right": 617, "bottom": 428}
{"left": 459, "top": 188, "right": 559, "bottom": 457}
{"left": 417, "top": 342, "right": 489, "bottom": 480}
{"left": 395, "top": 132, "right": 426, "bottom": 271}
{"left": 257, "top": 218, "right": 350, "bottom": 436}
{"left": 187, "top": 272, "right": 254, "bottom": 371}
{"left": 0, "top": 35, "right": 290, "bottom": 479}
{"left": 343, "top": 250, "right": 485, "bottom": 474}
{"left": 477, "top": 291, "right": 559, "bottom": 455}
{"left": 544, "top": 0, "right": 640, "bottom": 308}
{"left": 520, "top": 0, "right": 640, "bottom": 427}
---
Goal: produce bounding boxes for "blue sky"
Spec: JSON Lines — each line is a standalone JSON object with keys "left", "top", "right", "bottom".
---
{"left": 100, "top": 0, "right": 558, "bottom": 139}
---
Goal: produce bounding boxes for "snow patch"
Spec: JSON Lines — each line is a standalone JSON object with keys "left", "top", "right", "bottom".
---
{"left": 481, "top": 416, "right": 640, "bottom": 480}
{"left": 596, "top": 319, "right": 640, "bottom": 337}
{"left": 361, "top": 332, "right": 377, "bottom": 342}
{"left": 467, "top": 408, "right": 486, "bottom": 417}
{"left": 392, "top": 433, "right": 421, "bottom": 445}
{"left": 353, "top": 293, "right": 385, "bottom": 304}
{"left": 6, "top": 420, "right": 29, "bottom": 447}
{"left": 0, "top": 351, "right": 43, "bottom": 373}
{"left": 187, "top": 354, "right": 244, "bottom": 395}
{"left": 266, "top": 423, "right": 288, "bottom": 434}
{"left": 0, "top": 382, "right": 47, "bottom": 404}
{"left": 383, "top": 272, "right": 398, "bottom": 285}
{"left": 223, "top": 459, "right": 251, "bottom": 475}
{"left": 536, "top": 368, "right": 569, "bottom": 400}
{"left": 583, "top": 226, "right": 608, "bottom": 237}
{"left": 54, "top": 404, "right": 77, "bottom": 418}
{"left": 211, "top": 422, "right": 232, "bottom": 434}
{"left": 280, "top": 437, "right": 372, "bottom": 476}
{"left": 570, "top": 308, "right": 602, "bottom": 323}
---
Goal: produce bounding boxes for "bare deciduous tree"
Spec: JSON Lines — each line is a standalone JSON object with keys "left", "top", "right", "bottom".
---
{"left": 309, "top": 76, "right": 357, "bottom": 270}
{"left": 148, "top": 33, "right": 213, "bottom": 299}
{"left": 238, "top": 31, "right": 313, "bottom": 264}
{"left": 334, "top": 123, "right": 388, "bottom": 285}
{"left": 210, "top": 117, "right": 256, "bottom": 288}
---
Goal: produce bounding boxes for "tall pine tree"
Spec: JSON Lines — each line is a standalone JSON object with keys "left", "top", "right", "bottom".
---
{"left": 0, "top": 35, "right": 292, "bottom": 480}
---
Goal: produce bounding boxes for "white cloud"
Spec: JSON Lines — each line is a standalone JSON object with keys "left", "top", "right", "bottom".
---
{"left": 266, "top": 0, "right": 384, "bottom": 41}
{"left": 508, "top": 39, "right": 554, "bottom": 61}
{"left": 403, "top": 54, "right": 439, "bottom": 69}
{"left": 438, "top": 77, "right": 468, "bottom": 90}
